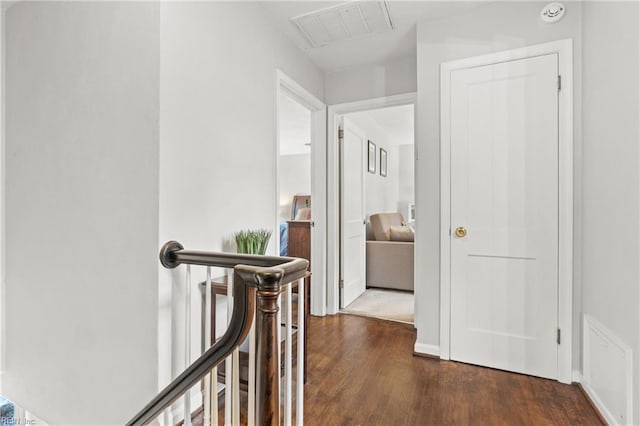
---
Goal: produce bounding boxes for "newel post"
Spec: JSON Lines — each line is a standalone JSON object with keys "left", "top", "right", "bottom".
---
{"left": 254, "top": 270, "right": 282, "bottom": 426}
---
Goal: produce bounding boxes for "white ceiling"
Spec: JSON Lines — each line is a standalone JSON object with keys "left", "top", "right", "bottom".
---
{"left": 347, "top": 103, "right": 414, "bottom": 145}
{"left": 260, "top": 1, "right": 488, "bottom": 72}
{"left": 3, "top": 1, "right": 487, "bottom": 71}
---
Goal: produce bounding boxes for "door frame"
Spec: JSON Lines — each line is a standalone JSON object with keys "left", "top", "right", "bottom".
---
{"left": 275, "top": 70, "right": 326, "bottom": 316}
{"left": 327, "top": 92, "right": 416, "bottom": 315}
{"left": 439, "top": 39, "right": 574, "bottom": 384}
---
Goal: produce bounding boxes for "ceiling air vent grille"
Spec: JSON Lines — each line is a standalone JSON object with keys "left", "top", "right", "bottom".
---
{"left": 291, "top": 1, "right": 394, "bottom": 48}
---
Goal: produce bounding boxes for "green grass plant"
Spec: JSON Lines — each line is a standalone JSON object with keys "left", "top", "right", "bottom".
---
{"left": 234, "top": 229, "right": 272, "bottom": 255}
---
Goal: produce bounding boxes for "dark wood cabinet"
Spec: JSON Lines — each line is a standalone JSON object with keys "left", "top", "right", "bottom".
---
{"left": 286, "top": 220, "right": 311, "bottom": 314}
{"left": 286, "top": 220, "right": 311, "bottom": 268}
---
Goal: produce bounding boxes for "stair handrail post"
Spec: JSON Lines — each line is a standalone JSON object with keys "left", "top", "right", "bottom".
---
{"left": 252, "top": 268, "right": 283, "bottom": 426}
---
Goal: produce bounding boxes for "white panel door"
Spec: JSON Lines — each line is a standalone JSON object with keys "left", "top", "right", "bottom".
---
{"left": 340, "top": 120, "right": 366, "bottom": 308}
{"left": 449, "top": 54, "right": 559, "bottom": 379}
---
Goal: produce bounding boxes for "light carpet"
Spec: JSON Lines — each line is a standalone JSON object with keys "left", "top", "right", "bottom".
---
{"left": 342, "top": 289, "right": 414, "bottom": 324}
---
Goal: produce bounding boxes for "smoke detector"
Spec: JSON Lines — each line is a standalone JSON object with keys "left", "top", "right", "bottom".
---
{"left": 291, "top": 1, "right": 394, "bottom": 49}
{"left": 541, "top": 3, "right": 565, "bottom": 23}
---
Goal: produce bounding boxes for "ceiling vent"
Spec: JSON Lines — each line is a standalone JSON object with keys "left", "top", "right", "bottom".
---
{"left": 291, "top": 1, "right": 394, "bottom": 48}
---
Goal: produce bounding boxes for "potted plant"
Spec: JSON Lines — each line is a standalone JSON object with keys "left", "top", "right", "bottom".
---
{"left": 234, "top": 229, "right": 272, "bottom": 255}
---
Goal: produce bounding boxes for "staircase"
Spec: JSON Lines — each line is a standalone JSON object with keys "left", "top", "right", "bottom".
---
{"left": 128, "top": 241, "right": 308, "bottom": 426}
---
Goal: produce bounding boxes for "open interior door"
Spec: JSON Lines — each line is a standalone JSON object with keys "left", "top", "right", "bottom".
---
{"left": 340, "top": 118, "right": 367, "bottom": 308}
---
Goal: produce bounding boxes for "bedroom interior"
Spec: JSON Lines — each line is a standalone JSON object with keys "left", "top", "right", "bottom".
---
{"left": 278, "top": 89, "right": 312, "bottom": 258}
{"left": 276, "top": 97, "right": 415, "bottom": 323}
{"left": 340, "top": 104, "right": 415, "bottom": 324}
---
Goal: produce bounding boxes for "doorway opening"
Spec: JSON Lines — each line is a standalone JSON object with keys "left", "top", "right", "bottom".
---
{"left": 277, "top": 87, "right": 313, "bottom": 302}
{"left": 338, "top": 104, "right": 415, "bottom": 325}
{"left": 275, "top": 71, "right": 326, "bottom": 317}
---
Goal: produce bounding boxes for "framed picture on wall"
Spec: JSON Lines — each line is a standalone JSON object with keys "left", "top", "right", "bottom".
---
{"left": 368, "top": 140, "right": 376, "bottom": 173}
{"left": 380, "top": 148, "right": 387, "bottom": 177}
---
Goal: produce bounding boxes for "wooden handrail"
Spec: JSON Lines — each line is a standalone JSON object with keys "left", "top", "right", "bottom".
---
{"left": 126, "top": 241, "right": 309, "bottom": 425}
{"left": 159, "top": 240, "right": 309, "bottom": 285}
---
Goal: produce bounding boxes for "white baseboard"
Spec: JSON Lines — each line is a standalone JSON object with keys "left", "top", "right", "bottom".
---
{"left": 583, "top": 314, "right": 634, "bottom": 426}
{"left": 572, "top": 370, "right": 582, "bottom": 383}
{"left": 580, "top": 380, "right": 619, "bottom": 426}
{"left": 414, "top": 342, "right": 440, "bottom": 357}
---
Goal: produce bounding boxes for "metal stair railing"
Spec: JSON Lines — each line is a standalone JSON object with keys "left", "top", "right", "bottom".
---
{"left": 127, "top": 241, "right": 308, "bottom": 426}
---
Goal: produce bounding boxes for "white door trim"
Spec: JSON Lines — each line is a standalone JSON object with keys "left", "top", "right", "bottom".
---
{"left": 327, "top": 92, "right": 416, "bottom": 315}
{"left": 275, "top": 70, "right": 327, "bottom": 316}
{"left": 439, "top": 39, "right": 573, "bottom": 384}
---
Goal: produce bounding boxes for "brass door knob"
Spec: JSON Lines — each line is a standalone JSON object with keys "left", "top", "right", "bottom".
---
{"left": 455, "top": 227, "right": 467, "bottom": 238}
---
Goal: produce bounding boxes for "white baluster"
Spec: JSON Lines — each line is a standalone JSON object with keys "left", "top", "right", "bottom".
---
{"left": 297, "top": 277, "right": 305, "bottom": 425}
{"left": 162, "top": 407, "right": 172, "bottom": 426}
{"left": 165, "top": 407, "right": 171, "bottom": 426}
{"left": 204, "top": 267, "right": 212, "bottom": 426}
{"left": 248, "top": 319, "right": 256, "bottom": 425}
{"left": 277, "top": 290, "right": 282, "bottom": 413}
{"left": 285, "top": 283, "right": 293, "bottom": 426}
{"left": 225, "top": 269, "right": 233, "bottom": 426}
{"left": 232, "top": 346, "right": 240, "bottom": 425}
{"left": 185, "top": 265, "right": 192, "bottom": 426}
{"left": 212, "top": 360, "right": 219, "bottom": 424}
{"left": 212, "top": 272, "right": 219, "bottom": 426}
{"left": 276, "top": 291, "right": 282, "bottom": 384}
{"left": 230, "top": 269, "right": 239, "bottom": 426}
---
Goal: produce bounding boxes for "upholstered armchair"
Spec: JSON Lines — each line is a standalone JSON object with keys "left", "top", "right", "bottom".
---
{"left": 366, "top": 212, "right": 414, "bottom": 292}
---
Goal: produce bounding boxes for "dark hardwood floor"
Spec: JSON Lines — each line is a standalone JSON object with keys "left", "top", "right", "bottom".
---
{"left": 191, "top": 313, "right": 603, "bottom": 425}
{"left": 304, "top": 314, "right": 602, "bottom": 425}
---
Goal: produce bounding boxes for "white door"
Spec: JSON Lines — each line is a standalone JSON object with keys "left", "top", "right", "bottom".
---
{"left": 449, "top": 54, "right": 559, "bottom": 379}
{"left": 340, "top": 119, "right": 366, "bottom": 308}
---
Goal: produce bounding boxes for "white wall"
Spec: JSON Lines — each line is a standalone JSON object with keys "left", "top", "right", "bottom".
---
{"left": 344, "top": 115, "right": 399, "bottom": 218}
{"left": 581, "top": 2, "right": 639, "bottom": 422}
{"left": 0, "top": 2, "right": 5, "bottom": 395}
{"left": 398, "top": 144, "right": 415, "bottom": 221}
{"left": 4, "top": 2, "right": 159, "bottom": 424}
{"left": 279, "top": 92, "right": 311, "bottom": 157}
{"left": 415, "top": 0, "right": 583, "bottom": 365}
{"left": 279, "top": 153, "right": 311, "bottom": 222}
{"left": 158, "top": 0, "right": 324, "bottom": 397}
{"left": 326, "top": 55, "right": 417, "bottom": 104}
